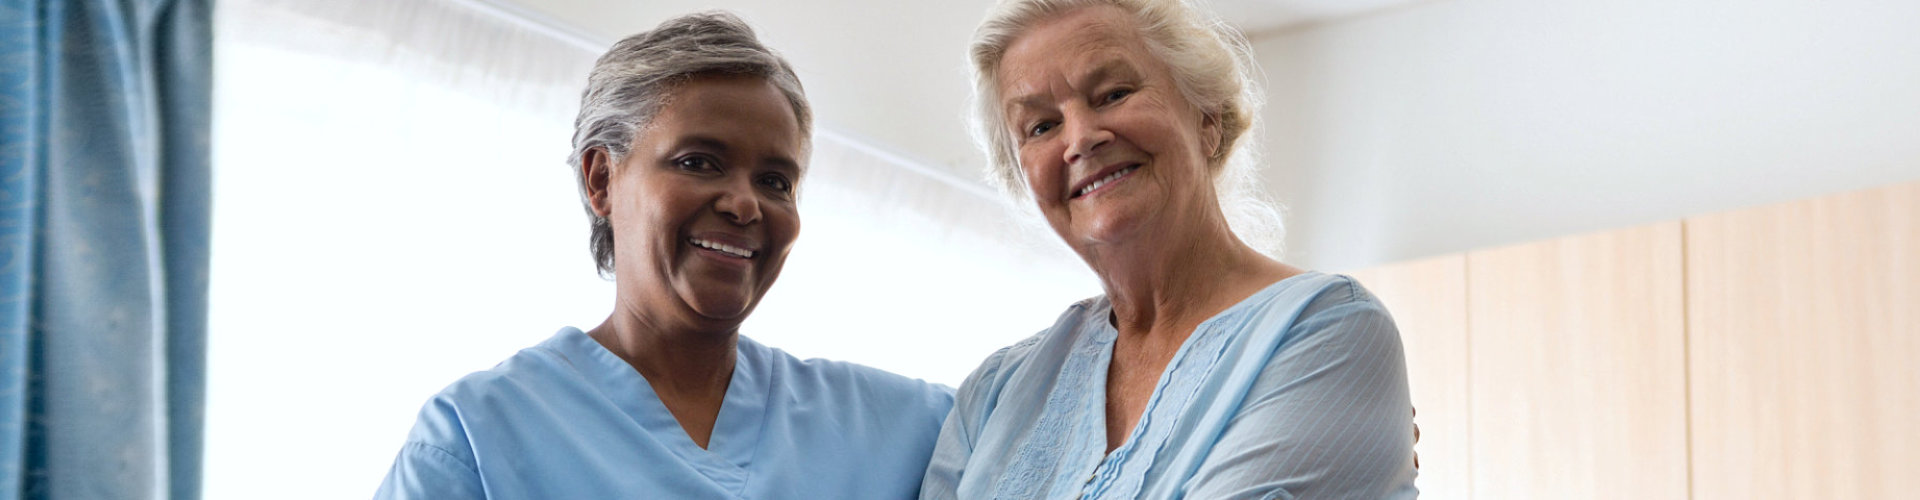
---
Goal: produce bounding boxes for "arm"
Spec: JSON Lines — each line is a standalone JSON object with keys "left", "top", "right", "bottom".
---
{"left": 1184, "top": 298, "right": 1418, "bottom": 500}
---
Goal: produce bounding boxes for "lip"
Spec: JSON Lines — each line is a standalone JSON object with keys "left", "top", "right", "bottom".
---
{"left": 1067, "top": 162, "right": 1141, "bottom": 200}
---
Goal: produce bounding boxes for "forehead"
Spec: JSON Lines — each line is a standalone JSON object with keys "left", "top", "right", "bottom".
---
{"left": 639, "top": 75, "right": 808, "bottom": 159}
{"left": 996, "top": 6, "right": 1156, "bottom": 97}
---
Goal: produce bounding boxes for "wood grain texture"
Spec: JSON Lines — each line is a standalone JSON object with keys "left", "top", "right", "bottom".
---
{"left": 1346, "top": 255, "right": 1471, "bottom": 499}
{"left": 1684, "top": 181, "right": 1920, "bottom": 499}
{"left": 1466, "top": 222, "right": 1690, "bottom": 500}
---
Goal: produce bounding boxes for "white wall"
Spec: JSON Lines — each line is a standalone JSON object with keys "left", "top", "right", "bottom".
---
{"left": 1254, "top": 0, "right": 1920, "bottom": 271}
{"left": 480, "top": 0, "right": 998, "bottom": 179}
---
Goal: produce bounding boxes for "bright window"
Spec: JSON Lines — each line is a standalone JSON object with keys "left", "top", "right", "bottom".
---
{"left": 203, "top": 1, "right": 1097, "bottom": 498}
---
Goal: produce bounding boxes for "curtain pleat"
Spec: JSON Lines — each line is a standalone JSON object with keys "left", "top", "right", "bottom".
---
{"left": 153, "top": 1, "right": 211, "bottom": 498}
{"left": 0, "top": 0, "right": 212, "bottom": 498}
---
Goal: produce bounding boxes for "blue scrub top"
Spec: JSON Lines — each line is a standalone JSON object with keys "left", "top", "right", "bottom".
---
{"left": 377, "top": 327, "right": 954, "bottom": 499}
{"left": 922, "top": 272, "right": 1419, "bottom": 499}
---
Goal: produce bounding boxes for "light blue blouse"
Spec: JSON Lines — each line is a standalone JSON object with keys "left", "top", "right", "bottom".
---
{"left": 377, "top": 327, "right": 954, "bottom": 499}
{"left": 921, "top": 272, "right": 1418, "bottom": 499}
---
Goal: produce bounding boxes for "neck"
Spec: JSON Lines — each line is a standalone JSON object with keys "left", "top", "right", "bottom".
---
{"left": 587, "top": 292, "right": 737, "bottom": 449}
{"left": 1083, "top": 209, "right": 1297, "bottom": 340}
{"left": 587, "top": 295, "right": 737, "bottom": 403}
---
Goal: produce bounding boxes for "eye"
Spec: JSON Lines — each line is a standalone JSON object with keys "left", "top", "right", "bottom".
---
{"left": 1026, "top": 121, "right": 1057, "bottom": 138}
{"left": 1101, "top": 88, "right": 1132, "bottom": 105}
{"left": 757, "top": 173, "right": 793, "bottom": 194}
{"left": 674, "top": 155, "right": 719, "bottom": 173}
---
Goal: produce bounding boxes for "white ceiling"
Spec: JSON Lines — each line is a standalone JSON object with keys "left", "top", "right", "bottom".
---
{"left": 482, "top": 0, "right": 1427, "bottom": 180}
{"left": 1207, "top": 0, "right": 1436, "bottom": 37}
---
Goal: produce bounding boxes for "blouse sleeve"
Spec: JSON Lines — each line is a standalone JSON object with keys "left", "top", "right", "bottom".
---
{"left": 918, "top": 347, "right": 1013, "bottom": 500}
{"left": 1183, "top": 292, "right": 1419, "bottom": 499}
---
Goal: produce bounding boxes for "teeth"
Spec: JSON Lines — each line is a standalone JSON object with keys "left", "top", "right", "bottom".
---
{"left": 1076, "top": 165, "right": 1138, "bottom": 198}
{"left": 690, "top": 238, "right": 754, "bottom": 258}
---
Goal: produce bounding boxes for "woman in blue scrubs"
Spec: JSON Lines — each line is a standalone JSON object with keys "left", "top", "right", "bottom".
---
{"left": 376, "top": 12, "right": 952, "bottom": 499}
{"left": 920, "top": 0, "right": 1418, "bottom": 498}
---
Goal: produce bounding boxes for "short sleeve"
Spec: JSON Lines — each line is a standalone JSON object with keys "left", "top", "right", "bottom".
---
{"left": 374, "top": 442, "right": 486, "bottom": 500}
{"left": 1183, "top": 288, "right": 1419, "bottom": 499}
{"left": 374, "top": 397, "right": 487, "bottom": 500}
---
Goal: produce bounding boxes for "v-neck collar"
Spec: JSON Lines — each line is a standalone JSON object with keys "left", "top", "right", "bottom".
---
{"left": 1076, "top": 272, "right": 1317, "bottom": 497}
{"left": 547, "top": 327, "right": 770, "bottom": 493}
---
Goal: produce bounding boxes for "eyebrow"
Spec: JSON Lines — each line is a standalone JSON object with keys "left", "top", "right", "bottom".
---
{"left": 1080, "top": 59, "right": 1137, "bottom": 89}
{"left": 1004, "top": 58, "right": 1138, "bottom": 113}
{"left": 674, "top": 135, "right": 802, "bottom": 172}
{"left": 762, "top": 156, "right": 802, "bottom": 175}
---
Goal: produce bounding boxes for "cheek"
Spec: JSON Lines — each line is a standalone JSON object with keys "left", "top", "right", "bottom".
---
{"left": 604, "top": 181, "right": 640, "bottom": 230}
{"left": 619, "top": 185, "right": 687, "bottom": 239}
{"left": 1141, "top": 104, "right": 1208, "bottom": 162}
{"left": 1017, "top": 149, "right": 1064, "bottom": 203}
{"left": 771, "top": 207, "right": 801, "bottom": 248}
{"left": 1020, "top": 166, "right": 1057, "bottom": 206}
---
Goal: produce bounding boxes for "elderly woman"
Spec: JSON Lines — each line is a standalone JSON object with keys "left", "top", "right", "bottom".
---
{"left": 920, "top": 0, "right": 1418, "bottom": 498}
{"left": 375, "top": 12, "right": 951, "bottom": 499}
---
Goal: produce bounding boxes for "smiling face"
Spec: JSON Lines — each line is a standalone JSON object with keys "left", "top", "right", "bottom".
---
{"left": 588, "top": 75, "right": 805, "bottom": 332}
{"left": 996, "top": 5, "right": 1221, "bottom": 260}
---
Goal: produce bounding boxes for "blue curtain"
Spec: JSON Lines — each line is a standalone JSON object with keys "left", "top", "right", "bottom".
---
{"left": 0, "top": 0, "right": 212, "bottom": 498}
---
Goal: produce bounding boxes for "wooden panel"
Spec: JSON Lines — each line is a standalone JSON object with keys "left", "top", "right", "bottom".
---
{"left": 1348, "top": 255, "right": 1471, "bottom": 499}
{"left": 1467, "top": 222, "right": 1690, "bottom": 500}
{"left": 1685, "top": 181, "right": 1920, "bottom": 499}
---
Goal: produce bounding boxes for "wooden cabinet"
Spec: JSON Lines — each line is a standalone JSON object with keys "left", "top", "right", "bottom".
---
{"left": 1684, "top": 182, "right": 1920, "bottom": 499}
{"left": 1344, "top": 180, "right": 1919, "bottom": 498}
{"left": 1465, "top": 222, "right": 1690, "bottom": 500}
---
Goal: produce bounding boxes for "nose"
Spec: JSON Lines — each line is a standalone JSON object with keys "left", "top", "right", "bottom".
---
{"left": 713, "top": 178, "right": 762, "bottom": 226}
{"left": 1061, "top": 106, "right": 1112, "bottom": 166}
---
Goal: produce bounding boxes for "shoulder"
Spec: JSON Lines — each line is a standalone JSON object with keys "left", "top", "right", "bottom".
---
{"left": 1307, "top": 273, "right": 1385, "bottom": 311}
{"left": 381, "top": 330, "right": 603, "bottom": 499}
{"left": 1244, "top": 272, "right": 1394, "bottom": 336}
{"left": 399, "top": 333, "right": 587, "bottom": 455}
{"left": 948, "top": 294, "right": 1107, "bottom": 416}
{"left": 434, "top": 337, "right": 582, "bottom": 408}
{"left": 1241, "top": 273, "right": 1406, "bottom": 380}
{"left": 1193, "top": 272, "right": 1404, "bottom": 378}
{"left": 988, "top": 295, "right": 1107, "bottom": 373}
{"left": 1259, "top": 272, "right": 1380, "bottom": 311}
{"left": 1294, "top": 273, "right": 1394, "bottom": 331}
{"left": 742, "top": 336, "right": 955, "bottom": 417}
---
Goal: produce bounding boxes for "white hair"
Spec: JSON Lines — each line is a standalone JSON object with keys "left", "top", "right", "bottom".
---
{"left": 566, "top": 11, "right": 811, "bottom": 275}
{"left": 968, "top": 0, "right": 1284, "bottom": 256}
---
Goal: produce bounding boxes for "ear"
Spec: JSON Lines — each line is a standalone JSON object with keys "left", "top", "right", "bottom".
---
{"left": 581, "top": 148, "right": 615, "bottom": 218}
{"left": 1200, "top": 113, "right": 1224, "bottom": 160}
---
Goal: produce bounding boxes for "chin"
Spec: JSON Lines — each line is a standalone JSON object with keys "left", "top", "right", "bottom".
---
{"left": 1076, "top": 210, "right": 1154, "bottom": 246}
{"left": 674, "top": 280, "right": 762, "bottom": 323}
{"left": 690, "top": 297, "right": 756, "bottom": 322}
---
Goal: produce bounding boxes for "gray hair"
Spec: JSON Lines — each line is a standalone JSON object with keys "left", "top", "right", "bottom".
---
{"left": 567, "top": 11, "right": 812, "bottom": 276}
{"left": 968, "top": 0, "right": 1283, "bottom": 255}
